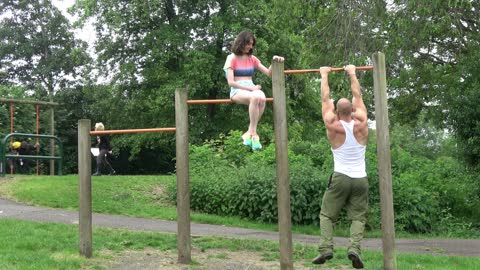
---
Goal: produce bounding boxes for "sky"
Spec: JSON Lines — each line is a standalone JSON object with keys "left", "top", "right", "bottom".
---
{"left": 51, "top": 0, "right": 96, "bottom": 46}
{"left": 52, "top": 0, "right": 103, "bottom": 81}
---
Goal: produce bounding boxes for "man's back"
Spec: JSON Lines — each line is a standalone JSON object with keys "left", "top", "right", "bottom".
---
{"left": 327, "top": 118, "right": 368, "bottom": 149}
{"left": 331, "top": 120, "right": 367, "bottom": 178}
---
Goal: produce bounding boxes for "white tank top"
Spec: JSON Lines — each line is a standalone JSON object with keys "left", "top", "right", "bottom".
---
{"left": 331, "top": 120, "right": 367, "bottom": 178}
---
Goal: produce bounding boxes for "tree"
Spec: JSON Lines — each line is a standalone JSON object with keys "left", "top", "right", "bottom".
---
{"left": 381, "top": 0, "right": 480, "bottom": 165}
{"left": 71, "top": 0, "right": 288, "bottom": 141}
{"left": 0, "top": 0, "right": 91, "bottom": 100}
{"left": 0, "top": 85, "right": 38, "bottom": 137}
{"left": 383, "top": 0, "right": 479, "bottom": 126}
{"left": 447, "top": 47, "right": 480, "bottom": 166}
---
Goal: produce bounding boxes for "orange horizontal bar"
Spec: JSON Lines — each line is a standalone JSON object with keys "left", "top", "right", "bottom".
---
{"left": 90, "top": 127, "right": 176, "bottom": 135}
{"left": 284, "top": 66, "right": 374, "bottom": 74}
{"left": 187, "top": 97, "right": 273, "bottom": 105}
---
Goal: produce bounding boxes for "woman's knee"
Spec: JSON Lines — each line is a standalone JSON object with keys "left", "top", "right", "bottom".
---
{"left": 251, "top": 92, "right": 266, "bottom": 104}
{"left": 252, "top": 90, "right": 266, "bottom": 98}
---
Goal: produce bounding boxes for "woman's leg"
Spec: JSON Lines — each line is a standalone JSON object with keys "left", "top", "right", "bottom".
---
{"left": 232, "top": 90, "right": 266, "bottom": 136}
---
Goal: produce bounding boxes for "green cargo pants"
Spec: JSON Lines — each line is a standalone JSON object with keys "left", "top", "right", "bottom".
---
{"left": 318, "top": 172, "right": 369, "bottom": 255}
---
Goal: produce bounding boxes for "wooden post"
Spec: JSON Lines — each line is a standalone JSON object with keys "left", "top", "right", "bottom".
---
{"left": 10, "top": 102, "right": 14, "bottom": 174}
{"left": 10, "top": 102, "right": 14, "bottom": 134}
{"left": 272, "top": 61, "right": 293, "bottom": 270}
{"left": 373, "top": 52, "right": 397, "bottom": 270}
{"left": 36, "top": 104, "right": 40, "bottom": 175}
{"left": 78, "top": 119, "right": 92, "bottom": 257}
{"left": 175, "top": 88, "right": 191, "bottom": 264}
{"left": 49, "top": 107, "right": 55, "bottom": 175}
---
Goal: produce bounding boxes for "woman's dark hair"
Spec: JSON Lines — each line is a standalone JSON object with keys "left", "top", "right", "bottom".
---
{"left": 231, "top": 30, "right": 256, "bottom": 56}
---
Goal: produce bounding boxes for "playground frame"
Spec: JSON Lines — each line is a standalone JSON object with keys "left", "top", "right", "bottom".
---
{"left": 0, "top": 133, "right": 63, "bottom": 176}
{"left": 0, "top": 98, "right": 59, "bottom": 175}
{"left": 77, "top": 52, "right": 396, "bottom": 270}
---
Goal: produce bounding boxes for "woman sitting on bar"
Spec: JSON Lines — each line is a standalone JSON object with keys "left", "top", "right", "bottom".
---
{"left": 223, "top": 30, "right": 284, "bottom": 151}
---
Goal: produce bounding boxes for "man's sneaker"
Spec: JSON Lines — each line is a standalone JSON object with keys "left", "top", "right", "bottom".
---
{"left": 242, "top": 133, "right": 252, "bottom": 146}
{"left": 92, "top": 172, "right": 101, "bottom": 176}
{"left": 312, "top": 251, "right": 333, "bottom": 264}
{"left": 347, "top": 251, "right": 364, "bottom": 269}
{"left": 251, "top": 135, "right": 262, "bottom": 151}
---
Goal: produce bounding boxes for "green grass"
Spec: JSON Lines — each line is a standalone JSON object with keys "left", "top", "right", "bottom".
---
{"left": 1, "top": 219, "right": 479, "bottom": 270}
{"left": 0, "top": 174, "right": 475, "bottom": 239}
{"left": 0, "top": 218, "right": 176, "bottom": 270}
{"left": 0, "top": 175, "right": 282, "bottom": 231}
{"left": 1, "top": 175, "right": 480, "bottom": 269}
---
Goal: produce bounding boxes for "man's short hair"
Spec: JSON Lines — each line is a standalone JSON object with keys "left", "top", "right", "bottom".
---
{"left": 336, "top": 99, "right": 353, "bottom": 117}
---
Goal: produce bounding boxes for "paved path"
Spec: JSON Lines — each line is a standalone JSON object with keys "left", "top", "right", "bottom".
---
{"left": 1, "top": 198, "right": 479, "bottom": 257}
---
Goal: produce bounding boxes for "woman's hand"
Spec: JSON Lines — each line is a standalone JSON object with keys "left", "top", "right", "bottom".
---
{"left": 273, "top": 55, "right": 285, "bottom": 62}
{"left": 252, "top": 85, "right": 262, "bottom": 91}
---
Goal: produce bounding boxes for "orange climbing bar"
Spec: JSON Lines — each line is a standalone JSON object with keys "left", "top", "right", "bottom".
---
{"left": 187, "top": 97, "right": 273, "bottom": 105}
{"left": 284, "top": 66, "right": 374, "bottom": 74}
{"left": 91, "top": 127, "right": 176, "bottom": 135}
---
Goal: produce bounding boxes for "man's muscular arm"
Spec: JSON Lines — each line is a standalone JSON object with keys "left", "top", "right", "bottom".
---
{"left": 320, "top": 67, "right": 335, "bottom": 126}
{"left": 345, "top": 65, "right": 367, "bottom": 125}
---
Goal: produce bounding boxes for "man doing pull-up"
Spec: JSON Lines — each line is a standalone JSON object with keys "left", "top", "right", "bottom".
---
{"left": 312, "top": 65, "right": 369, "bottom": 269}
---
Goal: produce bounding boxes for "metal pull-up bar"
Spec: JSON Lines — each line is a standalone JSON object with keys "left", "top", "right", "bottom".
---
{"left": 284, "top": 65, "right": 374, "bottom": 74}
{"left": 186, "top": 67, "right": 373, "bottom": 104}
{"left": 90, "top": 127, "right": 176, "bottom": 135}
{"left": 186, "top": 98, "right": 273, "bottom": 105}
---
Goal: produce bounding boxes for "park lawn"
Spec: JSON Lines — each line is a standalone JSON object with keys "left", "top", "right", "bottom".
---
{"left": 0, "top": 174, "right": 472, "bottom": 239}
{"left": 0, "top": 219, "right": 479, "bottom": 270}
{"left": 0, "top": 174, "right": 294, "bottom": 233}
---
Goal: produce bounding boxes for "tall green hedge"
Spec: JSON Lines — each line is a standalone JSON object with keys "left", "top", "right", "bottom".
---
{"left": 168, "top": 133, "right": 327, "bottom": 225}
{"left": 167, "top": 129, "right": 480, "bottom": 235}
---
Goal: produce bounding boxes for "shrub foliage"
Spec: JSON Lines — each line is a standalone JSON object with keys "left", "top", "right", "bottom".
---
{"left": 167, "top": 128, "right": 480, "bottom": 235}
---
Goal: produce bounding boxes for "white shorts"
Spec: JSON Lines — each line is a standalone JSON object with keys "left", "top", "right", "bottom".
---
{"left": 230, "top": 80, "right": 255, "bottom": 99}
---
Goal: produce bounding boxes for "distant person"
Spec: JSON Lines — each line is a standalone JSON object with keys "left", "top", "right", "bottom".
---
{"left": 312, "top": 65, "right": 369, "bottom": 269}
{"left": 93, "top": 122, "right": 115, "bottom": 176}
{"left": 6, "top": 141, "right": 21, "bottom": 173}
{"left": 9, "top": 139, "right": 40, "bottom": 173}
{"left": 223, "top": 30, "right": 284, "bottom": 151}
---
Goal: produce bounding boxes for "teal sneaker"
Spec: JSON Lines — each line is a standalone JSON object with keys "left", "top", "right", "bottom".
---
{"left": 242, "top": 133, "right": 252, "bottom": 146}
{"left": 251, "top": 135, "right": 262, "bottom": 151}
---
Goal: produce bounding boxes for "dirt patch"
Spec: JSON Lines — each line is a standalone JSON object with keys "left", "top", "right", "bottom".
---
{"left": 149, "top": 184, "right": 174, "bottom": 206}
{"left": 94, "top": 247, "right": 345, "bottom": 270}
{"left": 0, "top": 176, "right": 16, "bottom": 198}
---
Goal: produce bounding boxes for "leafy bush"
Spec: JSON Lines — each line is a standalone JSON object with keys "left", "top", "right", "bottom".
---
{"left": 167, "top": 128, "right": 480, "bottom": 236}
{"left": 166, "top": 131, "right": 328, "bottom": 225}
{"left": 393, "top": 172, "right": 442, "bottom": 233}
